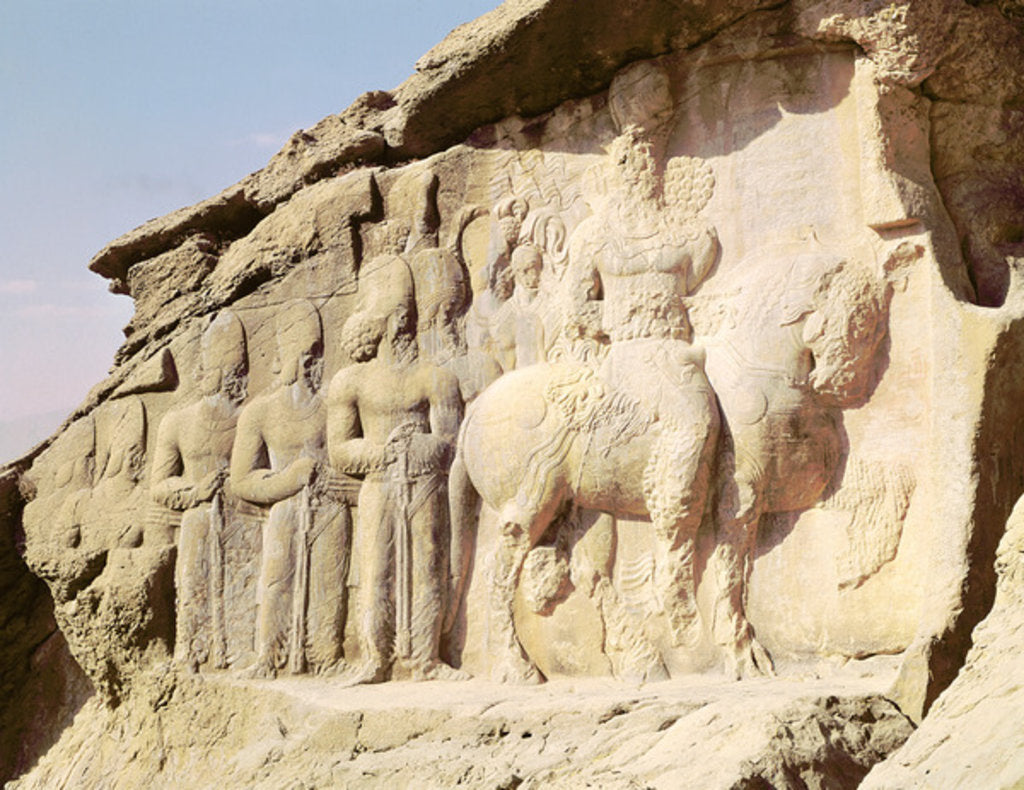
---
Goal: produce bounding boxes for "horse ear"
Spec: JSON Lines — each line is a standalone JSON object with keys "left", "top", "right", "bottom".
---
{"left": 802, "top": 311, "right": 826, "bottom": 344}
{"left": 882, "top": 241, "right": 923, "bottom": 283}
{"left": 779, "top": 254, "right": 827, "bottom": 326}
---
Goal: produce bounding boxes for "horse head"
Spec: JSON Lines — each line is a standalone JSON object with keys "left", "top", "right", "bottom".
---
{"left": 775, "top": 249, "right": 902, "bottom": 409}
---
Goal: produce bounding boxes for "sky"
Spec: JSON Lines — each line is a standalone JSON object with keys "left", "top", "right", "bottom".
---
{"left": 0, "top": 0, "right": 497, "bottom": 458}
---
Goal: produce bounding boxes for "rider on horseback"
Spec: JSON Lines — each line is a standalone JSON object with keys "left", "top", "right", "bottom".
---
{"left": 565, "top": 60, "right": 721, "bottom": 644}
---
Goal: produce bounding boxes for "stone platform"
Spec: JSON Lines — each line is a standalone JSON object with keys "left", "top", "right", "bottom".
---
{"left": 12, "top": 663, "right": 914, "bottom": 789}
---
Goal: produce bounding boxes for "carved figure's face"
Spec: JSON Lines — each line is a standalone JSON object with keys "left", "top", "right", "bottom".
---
{"left": 511, "top": 246, "right": 543, "bottom": 292}
{"left": 610, "top": 131, "right": 660, "bottom": 203}
{"left": 275, "top": 303, "right": 322, "bottom": 387}
{"left": 278, "top": 334, "right": 322, "bottom": 386}
{"left": 199, "top": 312, "right": 247, "bottom": 401}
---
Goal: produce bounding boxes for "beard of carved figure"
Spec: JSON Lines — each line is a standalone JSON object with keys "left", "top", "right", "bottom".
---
{"left": 610, "top": 127, "right": 664, "bottom": 213}
{"left": 385, "top": 303, "right": 418, "bottom": 364}
{"left": 278, "top": 346, "right": 323, "bottom": 389}
{"left": 417, "top": 298, "right": 464, "bottom": 364}
{"left": 412, "top": 247, "right": 469, "bottom": 363}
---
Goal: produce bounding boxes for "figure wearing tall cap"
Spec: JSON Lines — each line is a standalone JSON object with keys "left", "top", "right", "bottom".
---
{"left": 150, "top": 310, "right": 248, "bottom": 671}
{"left": 230, "top": 300, "right": 349, "bottom": 677}
{"left": 329, "top": 254, "right": 468, "bottom": 684}
{"left": 404, "top": 174, "right": 503, "bottom": 403}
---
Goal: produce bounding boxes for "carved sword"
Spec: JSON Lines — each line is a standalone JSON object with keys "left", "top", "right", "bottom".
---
{"left": 209, "top": 487, "right": 228, "bottom": 669}
{"left": 289, "top": 482, "right": 312, "bottom": 674}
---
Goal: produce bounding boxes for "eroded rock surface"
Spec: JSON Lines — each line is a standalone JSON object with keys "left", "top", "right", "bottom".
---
{"left": 863, "top": 494, "right": 1024, "bottom": 788}
{"left": 4, "top": 0, "right": 1024, "bottom": 787}
{"left": 9, "top": 674, "right": 913, "bottom": 790}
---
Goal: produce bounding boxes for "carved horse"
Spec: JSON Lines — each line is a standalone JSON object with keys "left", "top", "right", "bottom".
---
{"left": 450, "top": 249, "right": 903, "bottom": 682}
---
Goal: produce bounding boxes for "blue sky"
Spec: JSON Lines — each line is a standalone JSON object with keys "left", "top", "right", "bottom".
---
{"left": 0, "top": 0, "right": 496, "bottom": 445}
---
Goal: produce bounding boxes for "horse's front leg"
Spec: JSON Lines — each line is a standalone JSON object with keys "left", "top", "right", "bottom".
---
{"left": 652, "top": 518, "right": 701, "bottom": 647}
{"left": 646, "top": 414, "right": 718, "bottom": 648}
{"left": 709, "top": 472, "right": 774, "bottom": 679}
{"left": 486, "top": 504, "right": 544, "bottom": 684}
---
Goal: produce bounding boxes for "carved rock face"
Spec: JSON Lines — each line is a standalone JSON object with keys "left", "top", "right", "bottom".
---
{"left": 7, "top": 1, "right": 1024, "bottom": 786}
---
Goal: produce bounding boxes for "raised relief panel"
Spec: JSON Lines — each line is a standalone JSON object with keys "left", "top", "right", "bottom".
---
{"left": 329, "top": 254, "right": 467, "bottom": 683}
{"left": 19, "top": 28, "right": 946, "bottom": 702}
{"left": 150, "top": 311, "right": 249, "bottom": 671}
{"left": 446, "top": 44, "right": 932, "bottom": 683}
{"left": 230, "top": 300, "right": 350, "bottom": 677}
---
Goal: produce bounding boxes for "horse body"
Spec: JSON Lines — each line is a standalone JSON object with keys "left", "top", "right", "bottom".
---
{"left": 461, "top": 364, "right": 655, "bottom": 522}
{"left": 453, "top": 253, "right": 895, "bottom": 682}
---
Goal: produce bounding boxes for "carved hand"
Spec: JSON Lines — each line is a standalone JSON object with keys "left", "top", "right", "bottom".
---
{"left": 406, "top": 432, "right": 451, "bottom": 470}
{"left": 287, "top": 456, "right": 317, "bottom": 489}
{"left": 196, "top": 467, "right": 228, "bottom": 503}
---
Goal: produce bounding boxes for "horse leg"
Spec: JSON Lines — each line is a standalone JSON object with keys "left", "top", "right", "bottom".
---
{"left": 486, "top": 497, "right": 558, "bottom": 684}
{"left": 709, "top": 471, "right": 774, "bottom": 679}
{"left": 444, "top": 451, "right": 476, "bottom": 636}
{"left": 655, "top": 515, "right": 708, "bottom": 648}
{"left": 646, "top": 413, "right": 717, "bottom": 647}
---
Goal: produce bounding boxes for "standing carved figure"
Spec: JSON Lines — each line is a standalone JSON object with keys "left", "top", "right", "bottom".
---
{"left": 84, "top": 399, "right": 148, "bottom": 549}
{"left": 150, "top": 311, "right": 247, "bottom": 671}
{"left": 329, "top": 254, "right": 468, "bottom": 683}
{"left": 230, "top": 300, "right": 348, "bottom": 677}
{"left": 490, "top": 243, "right": 549, "bottom": 371}
{"left": 566, "top": 60, "right": 721, "bottom": 645}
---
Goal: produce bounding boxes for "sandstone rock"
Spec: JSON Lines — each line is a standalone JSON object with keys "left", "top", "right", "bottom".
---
{"left": 8, "top": 674, "right": 913, "bottom": 789}
{"left": 863, "top": 493, "right": 1024, "bottom": 788}
{"left": 4, "top": 0, "right": 1024, "bottom": 786}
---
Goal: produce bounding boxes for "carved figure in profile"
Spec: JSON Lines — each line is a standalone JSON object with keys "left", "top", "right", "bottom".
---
{"left": 149, "top": 310, "right": 247, "bottom": 671}
{"left": 465, "top": 197, "right": 528, "bottom": 362}
{"left": 329, "top": 254, "right": 467, "bottom": 684}
{"left": 22, "top": 417, "right": 103, "bottom": 603}
{"left": 23, "top": 417, "right": 96, "bottom": 551}
{"left": 565, "top": 60, "right": 721, "bottom": 644}
{"left": 230, "top": 299, "right": 348, "bottom": 677}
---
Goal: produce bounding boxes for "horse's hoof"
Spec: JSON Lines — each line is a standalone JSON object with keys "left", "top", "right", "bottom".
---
{"left": 491, "top": 658, "right": 544, "bottom": 685}
{"left": 726, "top": 637, "right": 775, "bottom": 680}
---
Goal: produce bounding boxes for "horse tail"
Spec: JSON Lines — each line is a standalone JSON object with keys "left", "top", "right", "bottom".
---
{"left": 445, "top": 401, "right": 481, "bottom": 634}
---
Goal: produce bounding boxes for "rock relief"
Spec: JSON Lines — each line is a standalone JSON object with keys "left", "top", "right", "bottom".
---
{"left": 13, "top": 35, "right": 946, "bottom": 700}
